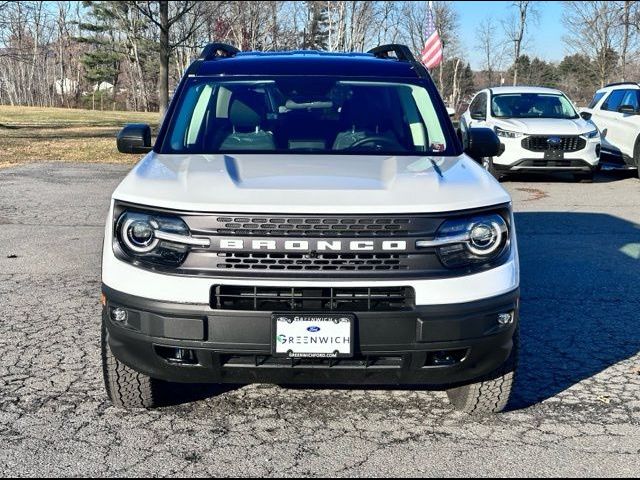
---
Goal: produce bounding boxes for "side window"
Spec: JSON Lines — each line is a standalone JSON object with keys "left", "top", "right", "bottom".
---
{"left": 621, "top": 90, "right": 640, "bottom": 110}
{"left": 587, "top": 91, "right": 606, "bottom": 109}
{"left": 469, "top": 93, "right": 487, "bottom": 120}
{"left": 601, "top": 90, "right": 626, "bottom": 112}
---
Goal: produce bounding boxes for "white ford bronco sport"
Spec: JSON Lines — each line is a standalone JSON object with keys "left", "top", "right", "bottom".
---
{"left": 102, "top": 44, "right": 520, "bottom": 414}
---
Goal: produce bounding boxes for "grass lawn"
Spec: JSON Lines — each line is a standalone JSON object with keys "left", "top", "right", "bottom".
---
{"left": 0, "top": 106, "right": 160, "bottom": 167}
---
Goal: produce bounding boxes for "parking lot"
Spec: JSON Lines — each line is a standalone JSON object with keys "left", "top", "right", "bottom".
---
{"left": 0, "top": 162, "right": 639, "bottom": 476}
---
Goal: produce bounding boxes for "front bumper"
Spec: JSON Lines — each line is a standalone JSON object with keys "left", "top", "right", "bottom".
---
{"left": 495, "top": 135, "right": 600, "bottom": 172}
{"left": 103, "top": 285, "right": 519, "bottom": 386}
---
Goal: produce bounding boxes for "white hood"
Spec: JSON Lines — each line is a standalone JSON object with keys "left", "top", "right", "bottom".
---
{"left": 495, "top": 117, "right": 594, "bottom": 136}
{"left": 112, "top": 153, "right": 510, "bottom": 214}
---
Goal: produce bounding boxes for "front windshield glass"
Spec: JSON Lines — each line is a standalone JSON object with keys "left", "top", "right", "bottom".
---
{"left": 491, "top": 93, "right": 579, "bottom": 119}
{"left": 162, "top": 77, "right": 448, "bottom": 155}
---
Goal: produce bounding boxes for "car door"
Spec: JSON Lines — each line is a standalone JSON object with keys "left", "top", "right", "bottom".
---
{"left": 597, "top": 89, "right": 627, "bottom": 156}
{"left": 613, "top": 89, "right": 640, "bottom": 158}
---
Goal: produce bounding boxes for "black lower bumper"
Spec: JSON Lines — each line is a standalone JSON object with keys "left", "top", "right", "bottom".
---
{"left": 102, "top": 285, "right": 519, "bottom": 387}
{"left": 497, "top": 158, "right": 596, "bottom": 173}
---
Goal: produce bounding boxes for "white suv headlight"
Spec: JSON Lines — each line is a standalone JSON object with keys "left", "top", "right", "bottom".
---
{"left": 495, "top": 127, "right": 524, "bottom": 138}
{"left": 583, "top": 129, "right": 599, "bottom": 139}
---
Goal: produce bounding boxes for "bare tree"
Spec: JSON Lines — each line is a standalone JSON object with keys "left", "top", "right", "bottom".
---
{"left": 619, "top": 0, "right": 640, "bottom": 81}
{"left": 133, "top": 1, "right": 204, "bottom": 115}
{"left": 476, "top": 18, "right": 502, "bottom": 87}
{"left": 563, "top": 1, "right": 623, "bottom": 87}
{"left": 503, "top": 1, "right": 538, "bottom": 85}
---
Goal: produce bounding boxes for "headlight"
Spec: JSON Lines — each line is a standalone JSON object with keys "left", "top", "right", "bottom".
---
{"left": 583, "top": 129, "right": 599, "bottom": 139}
{"left": 115, "top": 211, "right": 209, "bottom": 267}
{"left": 417, "top": 213, "right": 510, "bottom": 268}
{"left": 495, "top": 127, "right": 524, "bottom": 138}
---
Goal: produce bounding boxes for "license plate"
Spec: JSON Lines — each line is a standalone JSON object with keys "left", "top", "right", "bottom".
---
{"left": 544, "top": 149, "right": 564, "bottom": 160}
{"left": 272, "top": 313, "right": 354, "bottom": 358}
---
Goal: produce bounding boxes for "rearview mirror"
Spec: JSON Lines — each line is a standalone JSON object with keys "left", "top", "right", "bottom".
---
{"left": 117, "top": 124, "right": 152, "bottom": 154}
{"left": 618, "top": 104, "right": 638, "bottom": 115}
{"left": 463, "top": 127, "right": 501, "bottom": 159}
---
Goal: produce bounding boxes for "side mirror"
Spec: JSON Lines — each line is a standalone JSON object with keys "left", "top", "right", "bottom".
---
{"left": 618, "top": 104, "right": 638, "bottom": 115}
{"left": 580, "top": 111, "right": 592, "bottom": 120}
{"left": 446, "top": 107, "right": 456, "bottom": 118}
{"left": 463, "top": 127, "right": 501, "bottom": 159}
{"left": 470, "top": 111, "right": 486, "bottom": 121}
{"left": 117, "top": 124, "right": 152, "bottom": 154}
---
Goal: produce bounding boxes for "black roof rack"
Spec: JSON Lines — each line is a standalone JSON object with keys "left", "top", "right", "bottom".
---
{"left": 368, "top": 44, "right": 416, "bottom": 62}
{"left": 199, "top": 43, "right": 240, "bottom": 61}
{"left": 604, "top": 81, "right": 640, "bottom": 88}
{"left": 367, "top": 44, "right": 428, "bottom": 78}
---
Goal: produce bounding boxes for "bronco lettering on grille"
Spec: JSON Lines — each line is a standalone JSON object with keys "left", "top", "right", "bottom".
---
{"left": 216, "top": 239, "right": 408, "bottom": 252}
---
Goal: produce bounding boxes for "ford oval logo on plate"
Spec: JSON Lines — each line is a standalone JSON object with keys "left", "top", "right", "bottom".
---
{"left": 307, "top": 326, "right": 321, "bottom": 333}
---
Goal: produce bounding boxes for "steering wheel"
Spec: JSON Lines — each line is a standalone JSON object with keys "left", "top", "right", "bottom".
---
{"left": 345, "top": 136, "right": 403, "bottom": 151}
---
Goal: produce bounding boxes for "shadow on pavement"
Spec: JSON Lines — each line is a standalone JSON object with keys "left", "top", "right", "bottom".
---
{"left": 509, "top": 211, "right": 640, "bottom": 409}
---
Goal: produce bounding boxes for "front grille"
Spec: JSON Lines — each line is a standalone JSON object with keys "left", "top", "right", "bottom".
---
{"left": 522, "top": 136, "right": 586, "bottom": 152}
{"left": 215, "top": 252, "right": 408, "bottom": 272}
{"left": 187, "top": 215, "right": 438, "bottom": 237}
{"left": 211, "top": 285, "right": 414, "bottom": 311}
{"left": 220, "top": 354, "right": 404, "bottom": 369}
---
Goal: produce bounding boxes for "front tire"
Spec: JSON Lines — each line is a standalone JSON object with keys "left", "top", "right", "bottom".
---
{"left": 447, "top": 329, "right": 519, "bottom": 414}
{"left": 101, "top": 319, "right": 165, "bottom": 409}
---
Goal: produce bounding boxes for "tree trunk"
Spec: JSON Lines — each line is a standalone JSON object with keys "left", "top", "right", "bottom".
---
{"left": 159, "top": 0, "right": 170, "bottom": 116}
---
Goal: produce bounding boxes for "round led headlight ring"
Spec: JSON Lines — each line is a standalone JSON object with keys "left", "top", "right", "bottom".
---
{"left": 467, "top": 221, "right": 503, "bottom": 256}
{"left": 121, "top": 217, "right": 159, "bottom": 253}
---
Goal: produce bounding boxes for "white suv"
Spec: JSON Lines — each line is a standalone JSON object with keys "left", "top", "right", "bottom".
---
{"left": 580, "top": 82, "right": 640, "bottom": 175}
{"left": 102, "top": 43, "right": 520, "bottom": 414}
{"left": 460, "top": 86, "right": 601, "bottom": 181}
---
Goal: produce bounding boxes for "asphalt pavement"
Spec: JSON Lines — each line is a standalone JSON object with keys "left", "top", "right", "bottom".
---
{"left": 0, "top": 162, "right": 639, "bottom": 477}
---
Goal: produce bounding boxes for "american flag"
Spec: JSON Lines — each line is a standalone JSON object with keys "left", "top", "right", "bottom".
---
{"left": 420, "top": 5, "right": 443, "bottom": 69}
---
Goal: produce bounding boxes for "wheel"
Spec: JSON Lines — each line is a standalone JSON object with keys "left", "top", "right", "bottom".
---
{"left": 101, "top": 319, "right": 165, "bottom": 409}
{"left": 573, "top": 171, "right": 594, "bottom": 183}
{"left": 446, "top": 328, "right": 519, "bottom": 414}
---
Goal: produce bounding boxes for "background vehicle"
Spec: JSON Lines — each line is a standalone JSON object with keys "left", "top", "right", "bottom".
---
{"left": 580, "top": 82, "right": 640, "bottom": 177}
{"left": 102, "top": 43, "right": 518, "bottom": 415}
{"left": 461, "top": 86, "right": 601, "bottom": 182}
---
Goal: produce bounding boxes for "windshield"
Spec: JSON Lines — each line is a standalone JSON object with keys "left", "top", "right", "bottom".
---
{"left": 161, "top": 77, "right": 449, "bottom": 155}
{"left": 491, "top": 93, "right": 579, "bottom": 119}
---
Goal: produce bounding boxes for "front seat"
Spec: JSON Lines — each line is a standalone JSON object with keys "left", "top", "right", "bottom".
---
{"left": 332, "top": 91, "right": 395, "bottom": 150}
{"left": 219, "top": 91, "right": 276, "bottom": 151}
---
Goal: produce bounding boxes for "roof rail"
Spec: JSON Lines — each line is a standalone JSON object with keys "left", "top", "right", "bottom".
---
{"left": 604, "top": 81, "right": 640, "bottom": 88}
{"left": 367, "top": 44, "right": 428, "bottom": 79}
{"left": 199, "top": 43, "right": 240, "bottom": 61}
{"left": 368, "top": 44, "right": 416, "bottom": 62}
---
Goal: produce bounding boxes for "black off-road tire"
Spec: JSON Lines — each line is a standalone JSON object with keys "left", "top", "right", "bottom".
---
{"left": 446, "top": 329, "right": 519, "bottom": 415}
{"left": 101, "top": 319, "right": 164, "bottom": 409}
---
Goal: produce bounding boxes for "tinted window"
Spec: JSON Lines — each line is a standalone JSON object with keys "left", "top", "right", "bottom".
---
{"left": 621, "top": 90, "right": 640, "bottom": 110}
{"left": 587, "top": 91, "right": 606, "bottom": 109}
{"left": 161, "top": 78, "right": 450, "bottom": 155}
{"left": 601, "top": 90, "right": 627, "bottom": 112}
{"left": 490, "top": 93, "right": 578, "bottom": 119}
